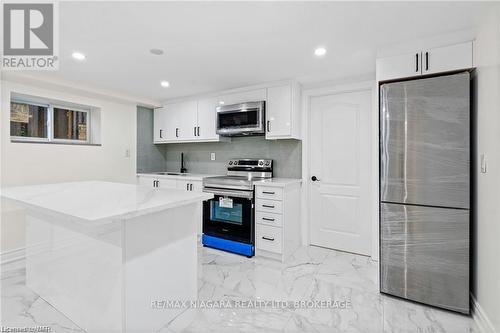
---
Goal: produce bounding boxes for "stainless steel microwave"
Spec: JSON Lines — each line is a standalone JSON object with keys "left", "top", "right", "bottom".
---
{"left": 216, "top": 101, "right": 265, "bottom": 136}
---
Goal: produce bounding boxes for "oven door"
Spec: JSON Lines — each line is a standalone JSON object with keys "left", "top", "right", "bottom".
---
{"left": 203, "top": 192, "right": 254, "bottom": 244}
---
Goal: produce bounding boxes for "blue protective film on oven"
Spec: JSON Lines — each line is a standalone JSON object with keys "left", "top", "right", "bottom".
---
{"left": 202, "top": 234, "right": 254, "bottom": 257}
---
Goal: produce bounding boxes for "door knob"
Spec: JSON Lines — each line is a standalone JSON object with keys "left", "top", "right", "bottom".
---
{"left": 311, "top": 176, "right": 320, "bottom": 182}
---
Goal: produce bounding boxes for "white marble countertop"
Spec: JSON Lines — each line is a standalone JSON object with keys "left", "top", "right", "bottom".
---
{"left": 137, "top": 173, "right": 221, "bottom": 181}
{"left": 1, "top": 181, "right": 213, "bottom": 222}
{"left": 253, "top": 178, "right": 302, "bottom": 187}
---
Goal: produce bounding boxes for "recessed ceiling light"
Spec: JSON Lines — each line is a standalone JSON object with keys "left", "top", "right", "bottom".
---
{"left": 314, "top": 47, "right": 327, "bottom": 57}
{"left": 219, "top": 101, "right": 225, "bottom": 105}
{"left": 72, "top": 52, "right": 86, "bottom": 61}
{"left": 150, "top": 48, "right": 164, "bottom": 55}
{"left": 160, "top": 81, "right": 170, "bottom": 88}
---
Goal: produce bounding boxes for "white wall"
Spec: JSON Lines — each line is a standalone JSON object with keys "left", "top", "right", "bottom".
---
{"left": 1, "top": 79, "right": 138, "bottom": 252}
{"left": 472, "top": 3, "right": 500, "bottom": 332}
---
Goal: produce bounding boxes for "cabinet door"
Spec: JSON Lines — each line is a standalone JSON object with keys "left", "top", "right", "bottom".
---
{"left": 218, "top": 88, "right": 266, "bottom": 106}
{"left": 137, "top": 176, "right": 156, "bottom": 187}
{"left": 174, "top": 101, "right": 198, "bottom": 141}
{"left": 153, "top": 108, "right": 167, "bottom": 142}
{"left": 196, "top": 97, "right": 219, "bottom": 140}
{"left": 157, "top": 178, "right": 177, "bottom": 189}
{"left": 266, "top": 84, "right": 292, "bottom": 138}
{"left": 176, "top": 180, "right": 191, "bottom": 191}
{"left": 189, "top": 180, "right": 202, "bottom": 192}
{"left": 423, "top": 42, "right": 473, "bottom": 75}
{"left": 376, "top": 52, "right": 422, "bottom": 81}
{"left": 159, "top": 106, "right": 179, "bottom": 141}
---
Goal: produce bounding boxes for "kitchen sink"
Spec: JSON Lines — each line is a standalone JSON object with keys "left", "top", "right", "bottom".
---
{"left": 154, "top": 172, "right": 189, "bottom": 176}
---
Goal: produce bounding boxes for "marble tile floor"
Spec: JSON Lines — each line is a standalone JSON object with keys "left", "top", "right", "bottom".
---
{"left": 1, "top": 245, "right": 477, "bottom": 333}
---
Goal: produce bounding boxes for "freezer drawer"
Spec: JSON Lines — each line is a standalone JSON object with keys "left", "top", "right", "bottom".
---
{"left": 380, "top": 72, "right": 470, "bottom": 209}
{"left": 380, "top": 202, "right": 469, "bottom": 313}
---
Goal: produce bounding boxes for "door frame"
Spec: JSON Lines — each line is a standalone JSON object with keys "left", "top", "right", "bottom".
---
{"left": 301, "top": 80, "right": 379, "bottom": 259}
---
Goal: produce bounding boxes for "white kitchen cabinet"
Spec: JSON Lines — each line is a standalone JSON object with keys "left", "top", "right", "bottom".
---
{"left": 168, "top": 100, "right": 198, "bottom": 141}
{"left": 217, "top": 88, "right": 266, "bottom": 106}
{"left": 154, "top": 98, "right": 228, "bottom": 144}
{"left": 176, "top": 179, "right": 202, "bottom": 192}
{"left": 376, "top": 41, "right": 474, "bottom": 82}
{"left": 265, "top": 84, "right": 301, "bottom": 139}
{"left": 422, "top": 42, "right": 473, "bottom": 75}
{"left": 196, "top": 97, "right": 219, "bottom": 141}
{"left": 254, "top": 180, "right": 301, "bottom": 262}
{"left": 153, "top": 108, "right": 167, "bottom": 142}
{"left": 376, "top": 52, "right": 422, "bottom": 82}
{"left": 154, "top": 107, "right": 178, "bottom": 143}
{"left": 137, "top": 175, "right": 176, "bottom": 189}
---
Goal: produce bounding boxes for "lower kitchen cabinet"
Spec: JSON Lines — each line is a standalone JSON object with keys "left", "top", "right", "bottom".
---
{"left": 176, "top": 179, "right": 202, "bottom": 192}
{"left": 137, "top": 175, "right": 204, "bottom": 233}
{"left": 254, "top": 180, "right": 302, "bottom": 262}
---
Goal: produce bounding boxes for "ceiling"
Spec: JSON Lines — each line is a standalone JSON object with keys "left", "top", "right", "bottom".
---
{"left": 13, "top": 1, "right": 492, "bottom": 101}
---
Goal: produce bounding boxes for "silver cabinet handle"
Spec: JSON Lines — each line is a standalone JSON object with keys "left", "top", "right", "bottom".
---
{"left": 262, "top": 191, "right": 275, "bottom": 195}
{"left": 176, "top": 128, "right": 179, "bottom": 138}
{"left": 186, "top": 183, "right": 189, "bottom": 191}
{"left": 267, "top": 120, "right": 271, "bottom": 132}
{"left": 262, "top": 204, "right": 275, "bottom": 208}
{"left": 194, "top": 127, "right": 197, "bottom": 136}
{"left": 159, "top": 129, "right": 163, "bottom": 139}
{"left": 415, "top": 53, "right": 419, "bottom": 72}
{"left": 262, "top": 217, "right": 275, "bottom": 222}
{"left": 262, "top": 236, "right": 274, "bottom": 241}
{"left": 425, "top": 51, "right": 429, "bottom": 71}
{"left": 197, "top": 126, "right": 200, "bottom": 136}
{"left": 189, "top": 183, "right": 193, "bottom": 191}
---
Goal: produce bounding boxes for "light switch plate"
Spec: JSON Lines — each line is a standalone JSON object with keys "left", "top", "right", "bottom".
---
{"left": 481, "top": 153, "right": 487, "bottom": 173}
{"left": 210, "top": 152, "right": 216, "bottom": 161}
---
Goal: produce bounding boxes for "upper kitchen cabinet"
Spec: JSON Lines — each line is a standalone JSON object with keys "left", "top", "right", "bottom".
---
{"left": 376, "top": 41, "right": 474, "bottom": 82}
{"left": 265, "top": 83, "right": 301, "bottom": 140}
{"left": 376, "top": 52, "right": 422, "bottom": 82}
{"left": 217, "top": 88, "right": 267, "bottom": 106}
{"left": 154, "top": 100, "right": 197, "bottom": 143}
{"left": 422, "top": 42, "right": 473, "bottom": 75}
{"left": 196, "top": 97, "right": 220, "bottom": 141}
{"left": 154, "top": 98, "right": 228, "bottom": 144}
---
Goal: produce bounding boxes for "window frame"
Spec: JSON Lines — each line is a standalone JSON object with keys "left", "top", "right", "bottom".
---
{"left": 50, "top": 104, "right": 91, "bottom": 144}
{"left": 10, "top": 99, "right": 91, "bottom": 144}
{"left": 10, "top": 98, "right": 51, "bottom": 143}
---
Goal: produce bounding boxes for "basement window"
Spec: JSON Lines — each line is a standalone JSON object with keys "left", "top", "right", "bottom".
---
{"left": 10, "top": 93, "right": 100, "bottom": 145}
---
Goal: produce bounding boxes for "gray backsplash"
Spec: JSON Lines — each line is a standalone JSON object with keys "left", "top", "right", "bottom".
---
{"left": 137, "top": 108, "right": 302, "bottom": 178}
{"left": 137, "top": 106, "right": 167, "bottom": 173}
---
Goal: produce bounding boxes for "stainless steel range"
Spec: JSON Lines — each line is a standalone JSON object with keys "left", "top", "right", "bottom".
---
{"left": 202, "top": 159, "right": 273, "bottom": 257}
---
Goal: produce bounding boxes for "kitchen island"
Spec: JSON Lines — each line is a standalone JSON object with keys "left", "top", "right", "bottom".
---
{"left": 1, "top": 181, "right": 213, "bottom": 333}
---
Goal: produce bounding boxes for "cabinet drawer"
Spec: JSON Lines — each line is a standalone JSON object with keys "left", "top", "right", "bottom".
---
{"left": 256, "top": 211, "right": 282, "bottom": 227}
{"left": 256, "top": 224, "right": 283, "bottom": 254}
{"left": 256, "top": 187, "right": 283, "bottom": 201}
{"left": 255, "top": 199, "right": 283, "bottom": 214}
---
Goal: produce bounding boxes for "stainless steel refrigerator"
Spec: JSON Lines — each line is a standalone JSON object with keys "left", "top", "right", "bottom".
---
{"left": 379, "top": 72, "right": 470, "bottom": 314}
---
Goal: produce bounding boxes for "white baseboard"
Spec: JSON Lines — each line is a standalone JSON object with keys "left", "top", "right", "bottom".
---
{"left": 471, "top": 294, "right": 497, "bottom": 333}
{"left": 0, "top": 247, "right": 26, "bottom": 265}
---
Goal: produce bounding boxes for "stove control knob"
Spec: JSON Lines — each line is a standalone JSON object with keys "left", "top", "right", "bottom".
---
{"left": 265, "top": 161, "right": 271, "bottom": 166}
{"left": 259, "top": 161, "right": 264, "bottom": 166}
{"left": 233, "top": 160, "right": 238, "bottom": 165}
{"left": 229, "top": 161, "right": 233, "bottom": 165}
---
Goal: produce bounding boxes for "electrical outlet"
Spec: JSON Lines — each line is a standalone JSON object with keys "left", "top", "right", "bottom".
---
{"left": 481, "top": 153, "right": 487, "bottom": 173}
{"left": 125, "top": 149, "right": 130, "bottom": 158}
{"left": 210, "top": 152, "right": 216, "bottom": 161}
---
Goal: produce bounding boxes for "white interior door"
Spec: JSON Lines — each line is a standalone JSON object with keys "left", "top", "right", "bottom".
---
{"left": 309, "top": 89, "right": 372, "bottom": 255}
